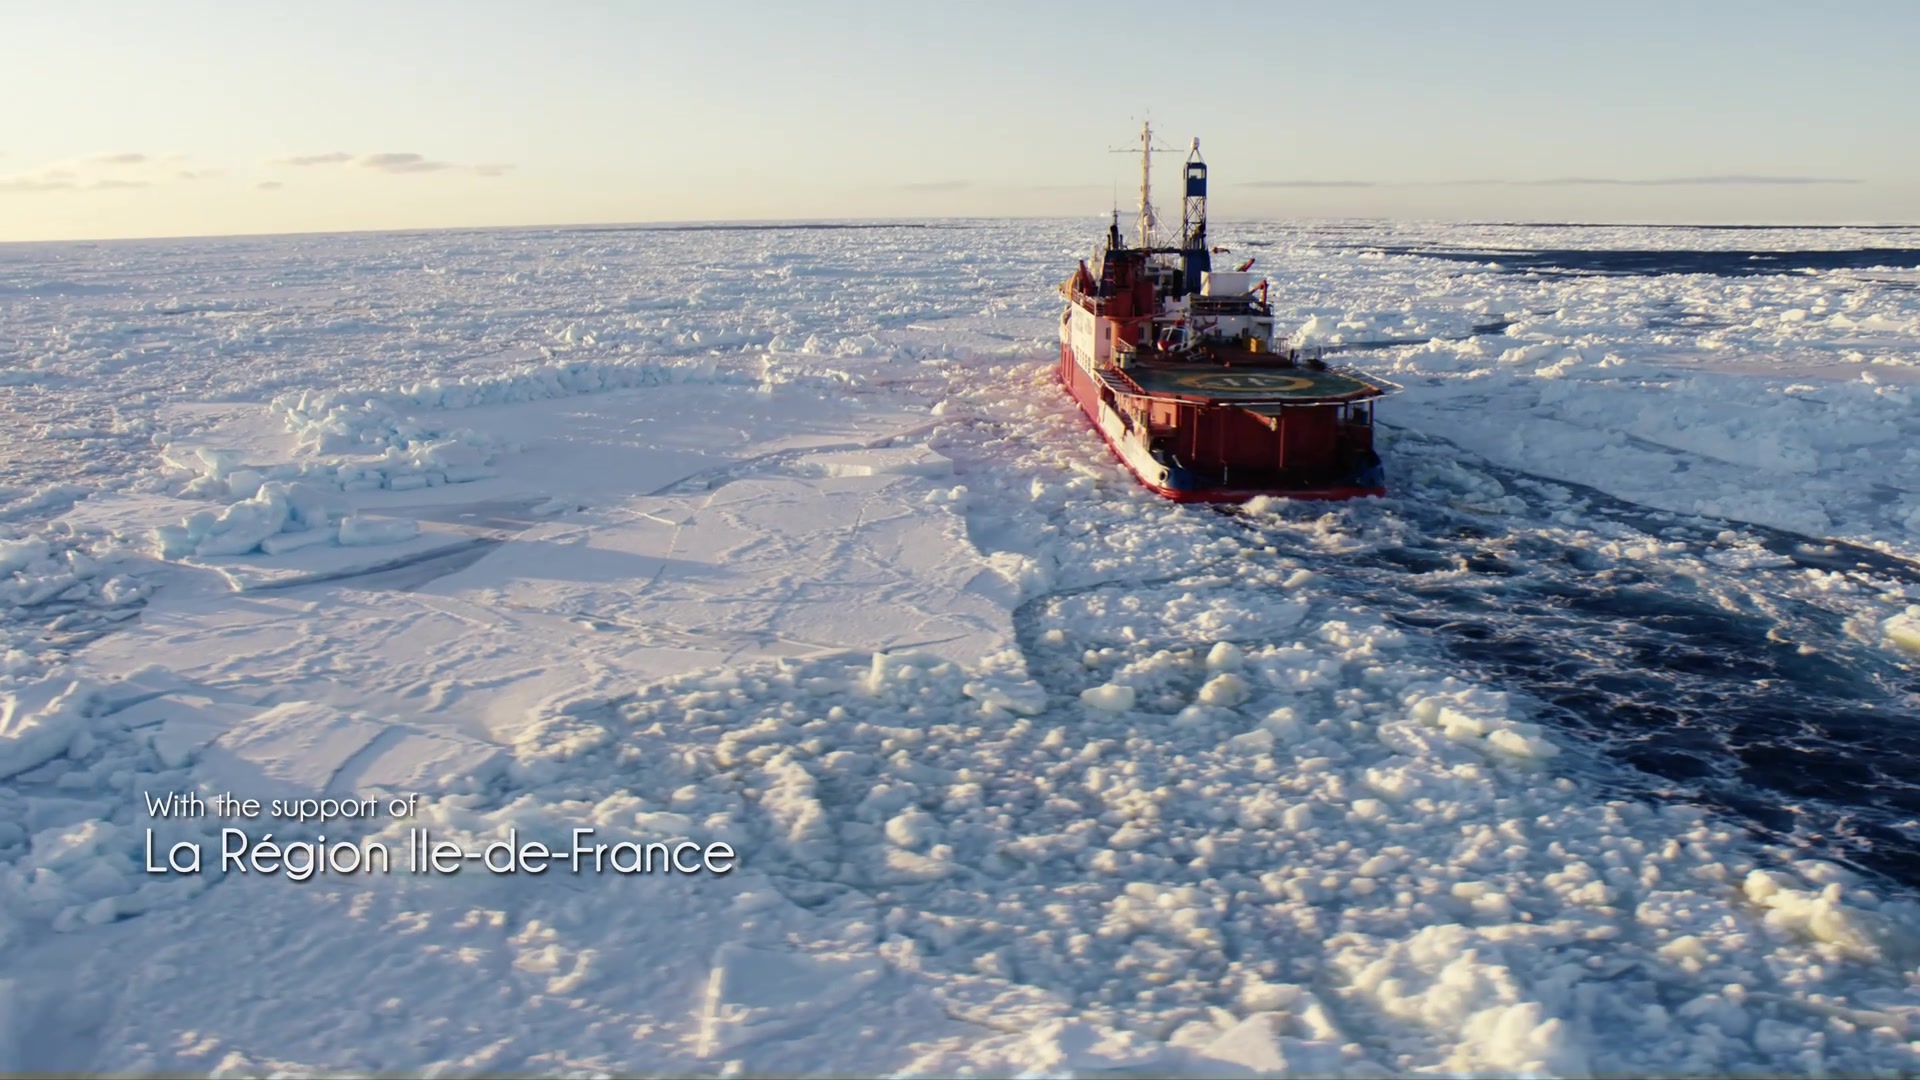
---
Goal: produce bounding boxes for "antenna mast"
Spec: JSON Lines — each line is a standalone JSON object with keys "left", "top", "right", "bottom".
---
{"left": 1111, "top": 120, "right": 1178, "bottom": 250}
{"left": 1136, "top": 121, "right": 1155, "bottom": 249}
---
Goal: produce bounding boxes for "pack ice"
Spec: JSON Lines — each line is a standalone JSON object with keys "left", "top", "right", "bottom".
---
{"left": 0, "top": 220, "right": 1918, "bottom": 1077}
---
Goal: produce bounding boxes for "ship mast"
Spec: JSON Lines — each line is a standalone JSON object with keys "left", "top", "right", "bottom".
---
{"left": 1181, "top": 138, "right": 1207, "bottom": 250}
{"left": 1136, "top": 121, "right": 1155, "bottom": 249}
{"left": 1112, "top": 121, "right": 1177, "bottom": 250}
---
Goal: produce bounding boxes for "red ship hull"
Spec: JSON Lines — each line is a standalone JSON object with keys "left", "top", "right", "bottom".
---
{"left": 1055, "top": 345, "right": 1384, "bottom": 503}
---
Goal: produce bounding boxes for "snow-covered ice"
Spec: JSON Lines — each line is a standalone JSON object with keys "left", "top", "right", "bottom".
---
{"left": 2, "top": 219, "right": 1920, "bottom": 1076}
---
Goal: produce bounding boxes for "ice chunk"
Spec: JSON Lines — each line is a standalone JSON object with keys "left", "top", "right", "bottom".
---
{"left": 864, "top": 650, "right": 950, "bottom": 693}
{"left": 150, "top": 525, "right": 195, "bottom": 559}
{"left": 1198, "top": 672, "right": 1250, "bottom": 708}
{"left": 1226, "top": 728, "right": 1276, "bottom": 755}
{"left": 172, "top": 480, "right": 349, "bottom": 559}
{"left": 1884, "top": 609, "right": 1920, "bottom": 657}
{"left": 194, "top": 447, "right": 246, "bottom": 479}
{"left": 1487, "top": 727, "right": 1560, "bottom": 760}
{"left": 1295, "top": 314, "right": 1339, "bottom": 342}
{"left": 192, "top": 486, "right": 294, "bottom": 557}
{"left": 885, "top": 810, "right": 937, "bottom": 849}
{"left": 1023, "top": 1019, "right": 1171, "bottom": 1076}
{"left": 1742, "top": 868, "right": 1913, "bottom": 962}
{"left": 277, "top": 481, "right": 344, "bottom": 531}
{"left": 1080, "top": 683, "right": 1135, "bottom": 712}
{"left": 1200, "top": 1013, "right": 1343, "bottom": 1077}
{"left": 0, "top": 538, "right": 52, "bottom": 575}
{"left": 1205, "top": 641, "right": 1244, "bottom": 671}
{"left": 0, "top": 677, "right": 100, "bottom": 780}
{"left": 412, "top": 438, "right": 487, "bottom": 469}
{"left": 225, "top": 468, "right": 264, "bottom": 499}
{"left": 962, "top": 678, "right": 1047, "bottom": 716}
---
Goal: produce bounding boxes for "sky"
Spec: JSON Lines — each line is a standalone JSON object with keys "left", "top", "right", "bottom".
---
{"left": 2, "top": 0, "right": 1918, "bottom": 241}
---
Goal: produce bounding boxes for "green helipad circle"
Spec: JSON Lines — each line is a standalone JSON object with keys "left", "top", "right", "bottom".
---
{"left": 1168, "top": 372, "right": 1317, "bottom": 393}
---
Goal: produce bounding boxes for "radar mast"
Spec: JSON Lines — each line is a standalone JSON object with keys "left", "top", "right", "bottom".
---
{"left": 1180, "top": 138, "right": 1207, "bottom": 251}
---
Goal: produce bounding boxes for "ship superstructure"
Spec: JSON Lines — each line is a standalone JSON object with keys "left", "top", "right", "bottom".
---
{"left": 1058, "top": 125, "right": 1396, "bottom": 501}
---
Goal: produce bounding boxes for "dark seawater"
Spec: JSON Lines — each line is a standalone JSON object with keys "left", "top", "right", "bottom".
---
{"left": 1364, "top": 246, "right": 1920, "bottom": 278}
{"left": 562, "top": 222, "right": 951, "bottom": 234}
{"left": 1463, "top": 223, "right": 1920, "bottom": 233}
{"left": 1010, "top": 435, "right": 1920, "bottom": 890}
{"left": 1237, "top": 445, "right": 1920, "bottom": 888}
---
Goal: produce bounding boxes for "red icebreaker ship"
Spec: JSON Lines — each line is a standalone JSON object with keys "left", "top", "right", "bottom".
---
{"left": 1058, "top": 126, "right": 1397, "bottom": 502}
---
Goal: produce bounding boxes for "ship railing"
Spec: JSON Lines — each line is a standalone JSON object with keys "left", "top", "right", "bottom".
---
{"left": 1350, "top": 371, "right": 1405, "bottom": 397}
{"left": 1098, "top": 366, "right": 1149, "bottom": 397}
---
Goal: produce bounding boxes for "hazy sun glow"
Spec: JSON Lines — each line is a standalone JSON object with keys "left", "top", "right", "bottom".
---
{"left": 3, "top": 0, "right": 1917, "bottom": 241}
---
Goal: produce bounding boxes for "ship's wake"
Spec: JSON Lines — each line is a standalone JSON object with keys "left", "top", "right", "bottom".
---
{"left": 1230, "top": 431, "right": 1920, "bottom": 887}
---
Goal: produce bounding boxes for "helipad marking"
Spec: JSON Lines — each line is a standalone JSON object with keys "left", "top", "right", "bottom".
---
{"left": 1169, "top": 372, "right": 1317, "bottom": 393}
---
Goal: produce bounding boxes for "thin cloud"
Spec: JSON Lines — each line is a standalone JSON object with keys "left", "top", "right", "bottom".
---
{"left": 1241, "top": 175, "right": 1863, "bottom": 189}
{"left": 1004, "top": 182, "right": 1104, "bottom": 193}
{"left": 0, "top": 167, "right": 77, "bottom": 193}
{"left": 0, "top": 176, "right": 74, "bottom": 193}
{"left": 272, "top": 152, "right": 353, "bottom": 166}
{"left": 0, "top": 162, "right": 182, "bottom": 194}
{"left": 0, "top": 156, "right": 207, "bottom": 194}
{"left": 271, "top": 150, "right": 512, "bottom": 177}
{"left": 1241, "top": 180, "right": 1377, "bottom": 189}
{"left": 358, "top": 152, "right": 452, "bottom": 174}
{"left": 885, "top": 180, "right": 1104, "bottom": 196}
{"left": 0, "top": 175, "right": 149, "bottom": 193}
{"left": 1519, "top": 175, "right": 1862, "bottom": 187}
{"left": 256, "top": 180, "right": 284, "bottom": 191}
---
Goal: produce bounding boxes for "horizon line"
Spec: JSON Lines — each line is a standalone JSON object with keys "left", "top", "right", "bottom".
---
{"left": 5, "top": 211, "right": 1919, "bottom": 246}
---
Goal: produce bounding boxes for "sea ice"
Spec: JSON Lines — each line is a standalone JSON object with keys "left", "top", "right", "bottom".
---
{"left": 2, "top": 217, "right": 1918, "bottom": 1077}
{"left": 335, "top": 516, "right": 421, "bottom": 547}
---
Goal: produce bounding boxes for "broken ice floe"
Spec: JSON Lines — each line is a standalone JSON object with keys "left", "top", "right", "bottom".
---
{"left": 150, "top": 480, "right": 420, "bottom": 559}
{"left": 162, "top": 438, "right": 497, "bottom": 503}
